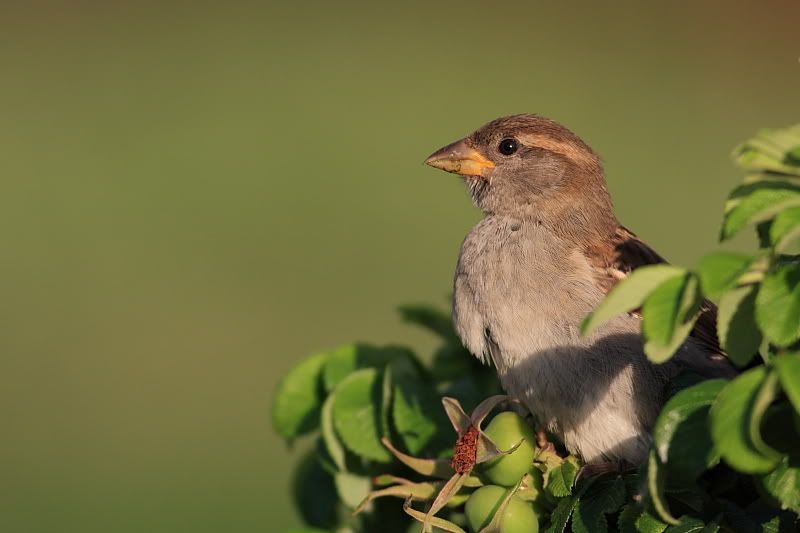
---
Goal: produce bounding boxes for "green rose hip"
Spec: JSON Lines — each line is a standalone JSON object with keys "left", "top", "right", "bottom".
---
{"left": 481, "top": 411, "right": 537, "bottom": 487}
{"left": 465, "top": 485, "right": 539, "bottom": 533}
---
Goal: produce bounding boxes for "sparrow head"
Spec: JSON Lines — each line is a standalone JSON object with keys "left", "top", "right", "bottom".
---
{"left": 424, "top": 114, "right": 610, "bottom": 218}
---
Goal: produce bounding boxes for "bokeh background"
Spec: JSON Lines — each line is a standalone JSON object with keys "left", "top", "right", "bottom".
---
{"left": 1, "top": 1, "right": 798, "bottom": 531}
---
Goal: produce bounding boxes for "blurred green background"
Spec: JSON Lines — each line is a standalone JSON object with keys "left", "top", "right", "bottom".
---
{"left": 1, "top": 1, "right": 798, "bottom": 531}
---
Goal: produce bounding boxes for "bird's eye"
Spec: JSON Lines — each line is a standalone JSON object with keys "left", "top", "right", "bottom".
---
{"left": 498, "top": 138, "right": 518, "bottom": 156}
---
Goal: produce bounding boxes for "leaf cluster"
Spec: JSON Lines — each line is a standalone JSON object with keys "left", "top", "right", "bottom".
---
{"left": 276, "top": 125, "right": 800, "bottom": 532}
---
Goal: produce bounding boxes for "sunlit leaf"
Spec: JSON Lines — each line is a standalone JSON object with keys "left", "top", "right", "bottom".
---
{"left": 643, "top": 274, "right": 701, "bottom": 363}
{"left": 320, "top": 393, "right": 346, "bottom": 471}
{"left": 334, "top": 471, "right": 371, "bottom": 510}
{"left": 323, "top": 343, "right": 418, "bottom": 392}
{"left": 581, "top": 265, "right": 685, "bottom": 337}
{"left": 710, "top": 367, "right": 781, "bottom": 473}
{"left": 643, "top": 274, "right": 690, "bottom": 346}
{"left": 545, "top": 457, "right": 579, "bottom": 498}
{"left": 774, "top": 352, "right": 800, "bottom": 413}
{"left": 755, "top": 262, "right": 800, "bottom": 347}
{"left": 332, "top": 368, "right": 392, "bottom": 462}
{"left": 770, "top": 206, "right": 800, "bottom": 253}
{"left": 354, "top": 480, "right": 442, "bottom": 515}
{"left": 272, "top": 352, "right": 328, "bottom": 441}
{"left": 721, "top": 179, "right": 800, "bottom": 240}
{"left": 760, "top": 456, "right": 800, "bottom": 514}
{"left": 695, "top": 252, "right": 754, "bottom": 299}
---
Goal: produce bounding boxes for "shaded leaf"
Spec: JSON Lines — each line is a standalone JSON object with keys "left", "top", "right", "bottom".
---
{"left": 291, "top": 450, "right": 338, "bottom": 529}
{"left": 582, "top": 265, "right": 685, "bottom": 337}
{"left": 647, "top": 449, "right": 680, "bottom": 525}
{"left": 398, "top": 304, "right": 457, "bottom": 340}
{"left": 664, "top": 516, "right": 708, "bottom": 533}
{"left": 393, "top": 377, "right": 449, "bottom": 455}
{"left": 332, "top": 368, "right": 392, "bottom": 462}
{"left": 572, "top": 477, "right": 626, "bottom": 533}
{"left": 544, "top": 476, "right": 597, "bottom": 533}
{"left": 273, "top": 352, "right": 328, "bottom": 441}
{"left": 717, "top": 284, "right": 762, "bottom": 367}
{"left": 653, "top": 379, "right": 726, "bottom": 483}
{"left": 755, "top": 262, "right": 800, "bottom": 347}
{"left": 710, "top": 367, "right": 781, "bottom": 473}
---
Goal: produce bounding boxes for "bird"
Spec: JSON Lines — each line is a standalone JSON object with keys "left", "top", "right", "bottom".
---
{"left": 424, "top": 114, "right": 735, "bottom": 468}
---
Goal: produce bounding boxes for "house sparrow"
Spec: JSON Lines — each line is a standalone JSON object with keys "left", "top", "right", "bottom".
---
{"left": 424, "top": 114, "right": 735, "bottom": 467}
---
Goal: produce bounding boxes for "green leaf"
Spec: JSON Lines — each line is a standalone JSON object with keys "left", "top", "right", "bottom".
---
{"left": 643, "top": 274, "right": 701, "bottom": 363}
{"left": 734, "top": 124, "right": 800, "bottom": 175}
{"left": 618, "top": 504, "right": 663, "bottom": 533}
{"left": 653, "top": 379, "right": 726, "bottom": 483}
{"left": 323, "top": 343, "right": 418, "bottom": 392}
{"left": 770, "top": 206, "right": 800, "bottom": 253}
{"left": 545, "top": 457, "right": 579, "bottom": 498}
{"left": 664, "top": 516, "right": 709, "bottom": 533}
{"left": 755, "top": 262, "right": 800, "bottom": 347}
{"left": 774, "top": 353, "right": 800, "bottom": 413}
{"left": 291, "top": 450, "right": 339, "bottom": 529}
{"left": 334, "top": 471, "right": 371, "bottom": 510}
{"left": 644, "top": 316, "right": 698, "bottom": 364}
{"left": 582, "top": 265, "right": 685, "bottom": 337}
{"left": 696, "top": 252, "right": 754, "bottom": 299}
{"left": 647, "top": 449, "right": 679, "bottom": 525}
{"left": 721, "top": 179, "right": 800, "bottom": 240}
{"left": 710, "top": 367, "right": 781, "bottom": 473}
{"left": 717, "top": 284, "right": 762, "bottom": 367}
{"left": 393, "top": 377, "right": 449, "bottom": 455}
{"left": 320, "top": 392, "right": 346, "bottom": 471}
{"left": 332, "top": 368, "right": 392, "bottom": 462}
{"left": 635, "top": 510, "right": 670, "bottom": 533}
{"left": 749, "top": 370, "right": 783, "bottom": 461}
{"left": 397, "top": 304, "right": 457, "bottom": 340}
{"left": 544, "top": 476, "right": 597, "bottom": 533}
{"left": 272, "top": 352, "right": 328, "bottom": 441}
{"left": 643, "top": 274, "right": 690, "bottom": 346}
{"left": 760, "top": 456, "right": 800, "bottom": 514}
{"left": 788, "top": 145, "right": 800, "bottom": 165}
{"left": 572, "top": 478, "right": 626, "bottom": 533}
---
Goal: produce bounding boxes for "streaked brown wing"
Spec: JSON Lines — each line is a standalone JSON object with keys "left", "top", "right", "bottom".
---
{"left": 587, "top": 225, "right": 725, "bottom": 358}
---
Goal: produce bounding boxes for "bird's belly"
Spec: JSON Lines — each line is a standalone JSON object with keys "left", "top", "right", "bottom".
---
{"left": 453, "top": 234, "right": 656, "bottom": 464}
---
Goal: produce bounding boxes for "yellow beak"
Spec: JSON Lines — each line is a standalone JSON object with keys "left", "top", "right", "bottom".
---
{"left": 424, "top": 138, "right": 495, "bottom": 177}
